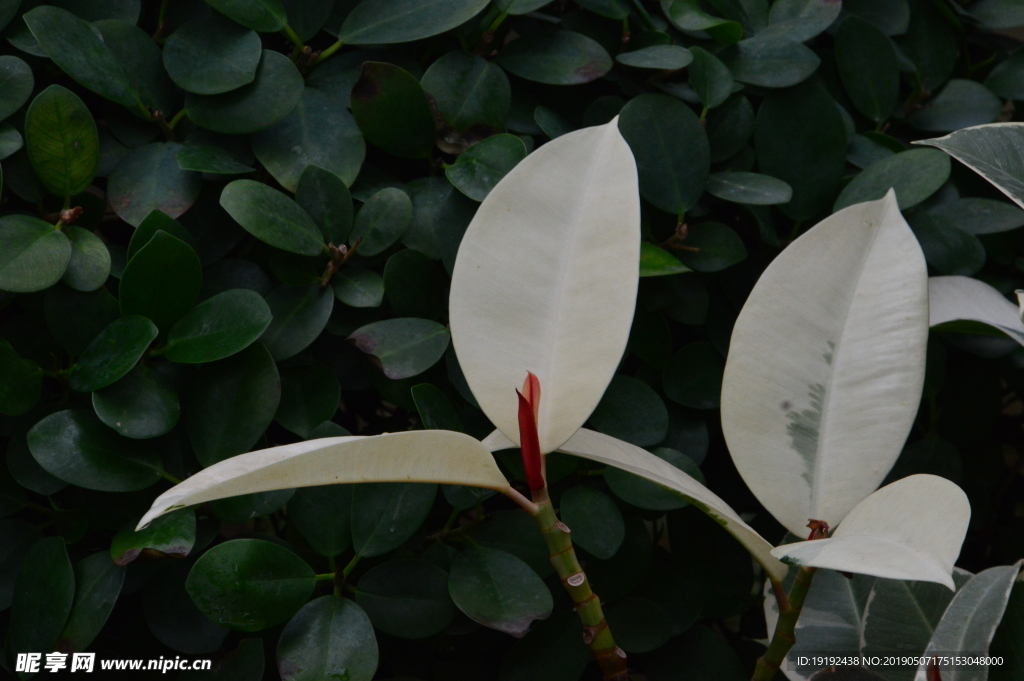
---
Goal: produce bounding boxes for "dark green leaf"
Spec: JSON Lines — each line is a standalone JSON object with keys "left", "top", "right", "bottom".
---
{"left": 221, "top": 179, "right": 325, "bottom": 256}
{"left": 187, "top": 538, "right": 315, "bottom": 632}
{"left": 27, "top": 409, "right": 162, "bottom": 491}
{"left": 383, "top": 248, "right": 449, "bottom": 320}
{"left": 560, "top": 485, "right": 624, "bottom": 560}
{"left": 204, "top": 0, "right": 287, "bottom": 32}
{"left": 402, "top": 176, "right": 476, "bottom": 270}
{"left": 534, "top": 105, "right": 573, "bottom": 139}
{"left": 6, "top": 433, "right": 66, "bottom": 495}
{"left": 589, "top": 375, "right": 668, "bottom": 447}
{"left": 834, "top": 148, "right": 950, "bottom": 211}
{"left": 166, "top": 289, "right": 273, "bottom": 363}
{"left": 929, "top": 198, "right": 1024, "bottom": 235}
{"left": 110, "top": 509, "right": 195, "bottom": 565}
{"left": 278, "top": 596, "right": 378, "bottom": 681}
{"left": 909, "top": 79, "right": 1003, "bottom": 132}
{"left": 421, "top": 51, "right": 511, "bottom": 131}
{"left": 55, "top": 552, "right": 124, "bottom": 652}
{"left": 296, "top": 165, "right": 354, "bottom": 245}
{"left": 181, "top": 639, "right": 265, "bottom": 680}
{"left": 281, "top": 0, "right": 333, "bottom": 40}
{"left": 24, "top": 5, "right": 139, "bottom": 107}
{"left": 349, "top": 317, "right": 450, "bottom": 379}
{"left": 128, "top": 210, "right": 198, "bottom": 260}
{"left": 163, "top": 9, "right": 262, "bottom": 95}
{"left": 618, "top": 93, "right": 710, "bottom": 215}
{"left": 985, "top": 50, "right": 1024, "bottom": 101}
{"left": 645, "top": 625, "right": 747, "bottom": 680}
{"left": 0, "top": 339, "right": 42, "bottom": 416}
{"left": 605, "top": 597, "right": 673, "bottom": 653}
{"left": 720, "top": 34, "right": 820, "bottom": 88}
{"left": 252, "top": 87, "right": 365, "bottom": 191}
{"left": 350, "top": 187, "right": 413, "bottom": 256}
{"left": 706, "top": 171, "right": 792, "bottom": 205}
{"left": 119, "top": 230, "right": 202, "bottom": 334}
{"left": 662, "top": 0, "right": 743, "bottom": 44}
{"left": 337, "top": 0, "right": 489, "bottom": 44}
{"left": 276, "top": 363, "right": 341, "bottom": 437}
{"left": 61, "top": 226, "right": 110, "bottom": 292}
{"left": 143, "top": 558, "right": 229, "bottom": 653}
{"left": 44, "top": 284, "right": 120, "bottom": 356}
{"left": 0, "top": 214, "right": 72, "bottom": 292}
{"left": 499, "top": 611, "right": 591, "bottom": 681}
{"left": 899, "top": 0, "right": 957, "bottom": 92}
{"left": 68, "top": 315, "right": 158, "bottom": 392}
{"left": 688, "top": 46, "right": 733, "bottom": 109}
{"left": 707, "top": 94, "right": 754, "bottom": 163}
{"left": 663, "top": 341, "right": 723, "bottom": 409}
{"left": 606, "top": 447, "right": 705, "bottom": 510}
{"left": 186, "top": 51, "right": 303, "bottom": 135}
{"left": 187, "top": 342, "right": 280, "bottom": 467}
{"left": 331, "top": 268, "right": 384, "bottom": 308}
{"left": 0, "top": 122, "right": 23, "bottom": 159}
{"left": 351, "top": 482, "right": 437, "bottom": 557}
{"left": 9, "top": 537, "right": 75, "bottom": 659}
{"left": 617, "top": 45, "right": 694, "bottom": 70}
{"left": 289, "top": 485, "right": 353, "bottom": 557}
{"left": 351, "top": 62, "right": 435, "bottom": 160}
{"left": 970, "top": 0, "right": 1024, "bottom": 29}
{"left": 355, "top": 559, "right": 457, "bottom": 638}
{"left": 577, "top": 0, "right": 630, "bottom": 18}
{"left": 448, "top": 546, "right": 553, "bottom": 637}
{"left": 177, "top": 144, "right": 255, "bottom": 175}
{"left": 260, "top": 284, "right": 334, "bottom": 361}
{"left": 497, "top": 30, "right": 613, "bottom": 85}
{"left": 92, "top": 364, "right": 179, "bottom": 438}
{"left": 674, "top": 222, "right": 746, "bottom": 272}
{"left": 0, "top": 519, "right": 42, "bottom": 611}
{"left": 469, "top": 510, "right": 554, "bottom": 578}
{"left": 764, "top": 0, "right": 842, "bottom": 42}
{"left": 108, "top": 142, "right": 202, "bottom": 226}
{"left": 0, "top": 55, "right": 33, "bottom": 122}
{"left": 94, "top": 19, "right": 178, "bottom": 119}
{"left": 445, "top": 134, "right": 527, "bottom": 202}
{"left": 412, "top": 383, "right": 463, "bottom": 431}
{"left": 910, "top": 213, "right": 986, "bottom": 276}
{"left": 754, "top": 79, "right": 847, "bottom": 220}
{"left": 835, "top": 16, "right": 898, "bottom": 122}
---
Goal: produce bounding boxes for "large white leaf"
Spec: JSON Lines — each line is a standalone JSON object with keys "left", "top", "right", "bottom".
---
{"left": 771, "top": 475, "right": 970, "bottom": 589}
{"left": 138, "top": 431, "right": 510, "bottom": 529}
{"left": 913, "top": 562, "right": 1022, "bottom": 681}
{"left": 482, "top": 427, "right": 789, "bottom": 581}
{"left": 929, "top": 275, "right": 1024, "bottom": 346}
{"left": 721, "top": 190, "right": 929, "bottom": 536}
{"left": 915, "top": 123, "right": 1024, "bottom": 209}
{"left": 449, "top": 119, "right": 640, "bottom": 454}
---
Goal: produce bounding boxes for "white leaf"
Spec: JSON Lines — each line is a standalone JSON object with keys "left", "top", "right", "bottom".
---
{"left": 914, "top": 123, "right": 1024, "bottom": 210}
{"left": 929, "top": 275, "right": 1024, "bottom": 346}
{"left": 770, "top": 475, "right": 971, "bottom": 589}
{"left": 483, "top": 427, "right": 788, "bottom": 581}
{"left": 721, "top": 191, "right": 929, "bottom": 536}
{"left": 913, "top": 562, "right": 1022, "bottom": 681}
{"left": 449, "top": 119, "right": 640, "bottom": 454}
{"left": 138, "top": 431, "right": 510, "bottom": 529}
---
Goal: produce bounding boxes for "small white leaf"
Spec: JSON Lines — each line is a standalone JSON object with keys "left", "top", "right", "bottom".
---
{"left": 770, "top": 475, "right": 970, "bottom": 589}
{"left": 483, "top": 428, "right": 788, "bottom": 581}
{"left": 138, "top": 431, "right": 510, "bottom": 529}
{"left": 450, "top": 119, "right": 640, "bottom": 454}
{"left": 929, "top": 275, "right": 1024, "bottom": 346}
{"left": 721, "top": 190, "right": 929, "bottom": 536}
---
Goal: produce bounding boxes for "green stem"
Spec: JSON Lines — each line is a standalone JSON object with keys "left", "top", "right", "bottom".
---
{"left": 282, "top": 23, "right": 305, "bottom": 51}
{"left": 314, "top": 573, "right": 335, "bottom": 582}
{"left": 342, "top": 552, "right": 362, "bottom": 578}
{"left": 328, "top": 555, "right": 340, "bottom": 596}
{"left": 630, "top": 0, "right": 656, "bottom": 30}
{"left": 486, "top": 11, "right": 508, "bottom": 33}
{"left": 311, "top": 40, "right": 345, "bottom": 67}
{"left": 752, "top": 567, "right": 817, "bottom": 681}
{"left": 699, "top": 105, "right": 709, "bottom": 122}
{"left": 167, "top": 109, "right": 187, "bottom": 129}
{"left": 531, "top": 489, "right": 628, "bottom": 681}
{"left": 159, "top": 471, "right": 184, "bottom": 485}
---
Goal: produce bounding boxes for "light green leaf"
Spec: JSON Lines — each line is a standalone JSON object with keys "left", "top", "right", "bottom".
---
{"left": 639, "top": 242, "right": 690, "bottom": 277}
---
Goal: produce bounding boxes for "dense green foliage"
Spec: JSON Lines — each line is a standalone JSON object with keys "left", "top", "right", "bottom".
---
{"left": 0, "top": 0, "right": 1023, "bottom": 679}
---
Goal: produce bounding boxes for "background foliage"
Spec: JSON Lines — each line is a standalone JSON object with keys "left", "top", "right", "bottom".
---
{"left": 0, "top": 0, "right": 1023, "bottom": 679}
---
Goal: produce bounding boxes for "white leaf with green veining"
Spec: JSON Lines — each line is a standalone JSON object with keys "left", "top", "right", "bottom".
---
{"left": 928, "top": 275, "right": 1024, "bottom": 346}
{"left": 914, "top": 123, "right": 1024, "bottom": 210}
{"left": 721, "top": 191, "right": 928, "bottom": 536}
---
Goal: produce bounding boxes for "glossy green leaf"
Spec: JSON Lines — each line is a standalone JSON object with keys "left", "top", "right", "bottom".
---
{"left": 203, "top": 0, "right": 287, "bottom": 32}
{"left": 166, "top": 289, "right": 272, "bottom": 364}
{"left": 0, "top": 339, "right": 42, "bottom": 417}
{"left": 421, "top": 51, "right": 511, "bottom": 131}
{"left": 0, "top": 520, "right": 42, "bottom": 611}
{"left": 68, "top": 315, "right": 157, "bottom": 392}
{"left": 278, "top": 596, "right": 378, "bottom": 681}
{"left": 720, "top": 34, "right": 820, "bottom": 88}
{"left": 27, "top": 409, "right": 162, "bottom": 491}
{"left": 0, "top": 55, "right": 32, "bottom": 122}
{"left": 187, "top": 342, "right": 280, "bottom": 467}
{"left": 985, "top": 50, "right": 1024, "bottom": 101}
{"left": 755, "top": 79, "right": 847, "bottom": 220}
{"left": 252, "top": 87, "right": 365, "bottom": 191}
{"left": 706, "top": 171, "right": 792, "bottom": 205}
{"left": 0, "top": 214, "right": 72, "bottom": 293}
{"left": 674, "top": 222, "right": 746, "bottom": 272}
{"left": 662, "top": 0, "right": 743, "bottom": 44}
{"left": 910, "top": 213, "right": 986, "bottom": 276}
{"left": 24, "top": 5, "right": 139, "bottom": 108}
{"left": 351, "top": 62, "right": 435, "bottom": 160}
{"left": 288, "top": 484, "right": 353, "bottom": 557}
{"left": 350, "top": 187, "right": 413, "bottom": 255}
{"left": 351, "top": 482, "right": 437, "bottom": 557}
{"left": 9, "top": 537, "right": 75, "bottom": 660}
{"left": 688, "top": 46, "right": 733, "bottom": 109}
{"left": 663, "top": 340, "right": 723, "bottom": 409}
{"left": 187, "top": 538, "right": 315, "bottom": 632}
{"left": 163, "top": 9, "right": 262, "bottom": 95}
{"left": 915, "top": 124, "right": 1024, "bottom": 210}
{"left": 259, "top": 284, "right": 334, "bottom": 361}
{"left": 56, "top": 552, "right": 124, "bottom": 653}
{"left": 605, "top": 446, "right": 705, "bottom": 511}
{"left": 560, "top": 485, "right": 624, "bottom": 560}
{"left": 119, "top": 230, "right": 202, "bottom": 334}
{"left": 177, "top": 144, "right": 255, "bottom": 175}
{"left": 58, "top": 226, "right": 108, "bottom": 293}
{"left": 448, "top": 547, "right": 553, "bottom": 637}
{"left": 186, "top": 51, "right": 303, "bottom": 135}
{"left": 497, "top": 30, "right": 613, "bottom": 85}
{"left": 94, "top": 19, "right": 178, "bottom": 119}
{"left": 834, "top": 149, "right": 950, "bottom": 211}
{"left": 639, "top": 242, "right": 690, "bottom": 277}
{"left": 446, "top": 134, "right": 527, "bottom": 202}
{"left": 619, "top": 93, "right": 709, "bottom": 214}
{"left": 108, "top": 142, "right": 202, "bottom": 226}
{"left": 835, "top": 16, "right": 898, "bottom": 123}
{"left": 909, "top": 79, "right": 1003, "bottom": 133}
{"left": 110, "top": 509, "right": 195, "bottom": 565}
{"left": 589, "top": 374, "right": 668, "bottom": 447}
{"left": 383, "top": 248, "right": 448, "bottom": 320}
{"left": 970, "top": 0, "right": 1024, "bottom": 29}
{"left": 0, "top": 122, "right": 22, "bottom": 160}
{"left": 92, "top": 364, "right": 179, "bottom": 438}
{"left": 355, "top": 559, "right": 457, "bottom": 638}
{"left": 221, "top": 179, "right": 325, "bottom": 256}
{"left": 338, "top": 0, "right": 488, "bottom": 44}
{"left": 296, "top": 165, "right": 354, "bottom": 245}
{"left": 929, "top": 197, "right": 1024, "bottom": 235}
{"left": 331, "top": 268, "right": 384, "bottom": 308}
{"left": 275, "top": 364, "right": 340, "bottom": 437}
{"left": 617, "top": 45, "right": 693, "bottom": 70}
{"left": 128, "top": 210, "right": 197, "bottom": 260}
{"left": 349, "top": 318, "right": 450, "bottom": 379}
{"left": 764, "top": 0, "right": 842, "bottom": 42}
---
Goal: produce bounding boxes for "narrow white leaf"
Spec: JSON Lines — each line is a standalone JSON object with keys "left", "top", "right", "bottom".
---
{"left": 929, "top": 275, "right": 1024, "bottom": 346}
{"left": 771, "top": 475, "right": 971, "bottom": 589}
{"left": 914, "top": 123, "right": 1024, "bottom": 210}
{"left": 450, "top": 119, "right": 640, "bottom": 454}
{"left": 138, "top": 431, "right": 510, "bottom": 529}
{"left": 721, "top": 190, "right": 929, "bottom": 536}
{"left": 483, "top": 428, "right": 788, "bottom": 581}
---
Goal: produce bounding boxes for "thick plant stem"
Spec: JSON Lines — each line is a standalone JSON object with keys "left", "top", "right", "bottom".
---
{"left": 531, "top": 489, "right": 628, "bottom": 681}
{"left": 752, "top": 567, "right": 818, "bottom": 681}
